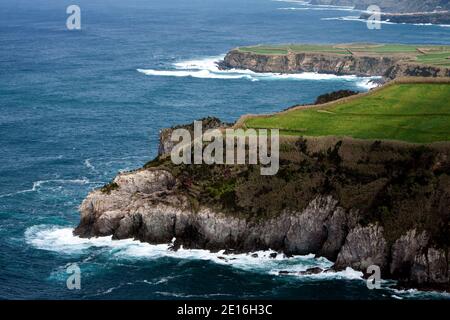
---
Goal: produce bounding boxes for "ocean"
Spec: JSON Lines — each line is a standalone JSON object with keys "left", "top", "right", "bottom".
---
{"left": 1, "top": 0, "right": 450, "bottom": 299}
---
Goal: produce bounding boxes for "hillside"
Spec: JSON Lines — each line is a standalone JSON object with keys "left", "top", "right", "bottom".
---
{"left": 240, "top": 80, "right": 450, "bottom": 143}
{"left": 75, "top": 79, "right": 450, "bottom": 291}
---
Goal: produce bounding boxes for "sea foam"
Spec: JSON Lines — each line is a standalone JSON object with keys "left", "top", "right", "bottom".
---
{"left": 137, "top": 55, "right": 380, "bottom": 89}
{"left": 25, "top": 225, "right": 361, "bottom": 281}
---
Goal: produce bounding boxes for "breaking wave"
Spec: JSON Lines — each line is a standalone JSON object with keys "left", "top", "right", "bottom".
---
{"left": 137, "top": 55, "right": 380, "bottom": 89}
{"left": 25, "top": 225, "right": 450, "bottom": 299}
{"left": 274, "top": 0, "right": 356, "bottom": 11}
{"left": 25, "top": 225, "right": 362, "bottom": 281}
{"left": 322, "top": 16, "right": 450, "bottom": 28}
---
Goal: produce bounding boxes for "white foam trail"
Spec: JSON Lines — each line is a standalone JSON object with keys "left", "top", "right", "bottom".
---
{"left": 137, "top": 69, "right": 253, "bottom": 80}
{"left": 272, "top": 0, "right": 310, "bottom": 4}
{"left": 273, "top": 0, "right": 357, "bottom": 11}
{"left": 323, "top": 16, "right": 450, "bottom": 28}
{"left": 389, "top": 287, "right": 450, "bottom": 299}
{"left": 25, "top": 225, "right": 361, "bottom": 281}
{"left": 0, "top": 178, "right": 99, "bottom": 198}
{"left": 25, "top": 225, "right": 450, "bottom": 298}
{"left": 278, "top": 7, "right": 357, "bottom": 12}
{"left": 84, "top": 159, "right": 98, "bottom": 173}
{"left": 138, "top": 55, "right": 378, "bottom": 88}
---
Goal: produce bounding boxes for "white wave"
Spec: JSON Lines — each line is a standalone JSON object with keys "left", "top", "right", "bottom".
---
{"left": 389, "top": 287, "right": 450, "bottom": 300}
{"left": 25, "top": 225, "right": 362, "bottom": 281}
{"left": 138, "top": 56, "right": 378, "bottom": 89}
{"left": 321, "top": 16, "right": 396, "bottom": 25}
{"left": 323, "top": 16, "right": 450, "bottom": 28}
{"left": 25, "top": 225, "right": 450, "bottom": 298}
{"left": 273, "top": 0, "right": 356, "bottom": 11}
{"left": 84, "top": 159, "right": 98, "bottom": 173}
{"left": 278, "top": 6, "right": 357, "bottom": 12}
{"left": 0, "top": 178, "right": 98, "bottom": 198}
{"left": 358, "top": 78, "right": 381, "bottom": 90}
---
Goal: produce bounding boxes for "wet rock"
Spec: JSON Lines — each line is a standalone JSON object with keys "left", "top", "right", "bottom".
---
{"left": 390, "top": 229, "right": 429, "bottom": 279}
{"left": 334, "top": 224, "right": 388, "bottom": 274}
{"left": 299, "top": 267, "right": 324, "bottom": 275}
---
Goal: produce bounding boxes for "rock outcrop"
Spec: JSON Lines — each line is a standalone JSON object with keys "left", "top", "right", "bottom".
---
{"left": 75, "top": 133, "right": 450, "bottom": 292}
{"left": 220, "top": 49, "right": 450, "bottom": 80}
{"left": 220, "top": 49, "right": 400, "bottom": 77}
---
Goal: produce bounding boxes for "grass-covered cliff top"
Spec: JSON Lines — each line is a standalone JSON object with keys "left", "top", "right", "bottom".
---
{"left": 236, "top": 43, "right": 450, "bottom": 66}
{"left": 239, "top": 79, "right": 450, "bottom": 143}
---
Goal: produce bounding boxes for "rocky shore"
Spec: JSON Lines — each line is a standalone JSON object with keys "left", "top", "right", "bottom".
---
{"left": 219, "top": 49, "right": 450, "bottom": 80}
{"left": 359, "top": 11, "right": 450, "bottom": 25}
{"left": 75, "top": 118, "right": 450, "bottom": 292}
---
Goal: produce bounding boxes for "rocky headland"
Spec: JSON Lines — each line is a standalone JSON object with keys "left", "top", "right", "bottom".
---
{"left": 74, "top": 116, "right": 450, "bottom": 292}
{"left": 219, "top": 47, "right": 450, "bottom": 80}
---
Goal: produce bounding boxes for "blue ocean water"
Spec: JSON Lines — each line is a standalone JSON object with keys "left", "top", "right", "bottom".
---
{"left": 1, "top": 0, "right": 450, "bottom": 300}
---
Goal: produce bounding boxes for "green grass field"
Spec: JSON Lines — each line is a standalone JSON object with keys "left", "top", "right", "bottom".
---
{"left": 243, "top": 83, "right": 450, "bottom": 143}
{"left": 237, "top": 44, "right": 450, "bottom": 66}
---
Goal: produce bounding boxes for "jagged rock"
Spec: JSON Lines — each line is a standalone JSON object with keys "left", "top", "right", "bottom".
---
{"left": 334, "top": 224, "right": 388, "bottom": 273}
{"left": 284, "top": 196, "right": 339, "bottom": 255}
{"left": 75, "top": 170, "right": 353, "bottom": 254}
{"left": 390, "top": 229, "right": 429, "bottom": 279}
{"left": 75, "top": 136, "right": 450, "bottom": 292}
{"left": 319, "top": 207, "right": 357, "bottom": 261}
{"left": 384, "top": 63, "right": 450, "bottom": 80}
{"left": 310, "top": 0, "right": 450, "bottom": 14}
{"left": 278, "top": 267, "right": 324, "bottom": 276}
{"left": 411, "top": 248, "right": 450, "bottom": 286}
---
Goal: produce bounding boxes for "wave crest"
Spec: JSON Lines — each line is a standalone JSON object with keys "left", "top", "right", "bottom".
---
{"left": 137, "top": 56, "right": 380, "bottom": 89}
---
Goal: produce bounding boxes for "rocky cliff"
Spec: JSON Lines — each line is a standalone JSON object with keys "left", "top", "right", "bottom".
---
{"left": 75, "top": 133, "right": 450, "bottom": 291}
{"left": 220, "top": 49, "right": 450, "bottom": 79}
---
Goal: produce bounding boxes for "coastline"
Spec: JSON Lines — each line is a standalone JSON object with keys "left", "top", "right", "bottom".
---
{"left": 74, "top": 77, "right": 450, "bottom": 293}
{"left": 219, "top": 44, "right": 450, "bottom": 80}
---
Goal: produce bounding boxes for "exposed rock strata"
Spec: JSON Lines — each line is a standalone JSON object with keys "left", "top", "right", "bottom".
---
{"left": 75, "top": 134, "right": 450, "bottom": 291}
{"left": 310, "top": 0, "right": 450, "bottom": 14}
{"left": 220, "top": 50, "right": 450, "bottom": 80}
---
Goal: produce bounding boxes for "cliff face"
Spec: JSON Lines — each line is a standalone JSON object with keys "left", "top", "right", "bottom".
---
{"left": 75, "top": 134, "right": 450, "bottom": 291}
{"left": 220, "top": 50, "right": 450, "bottom": 79}
{"left": 221, "top": 50, "right": 399, "bottom": 77}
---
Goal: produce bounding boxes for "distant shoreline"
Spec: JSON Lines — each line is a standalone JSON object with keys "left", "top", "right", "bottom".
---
{"left": 359, "top": 10, "right": 450, "bottom": 25}
{"left": 219, "top": 43, "right": 450, "bottom": 80}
